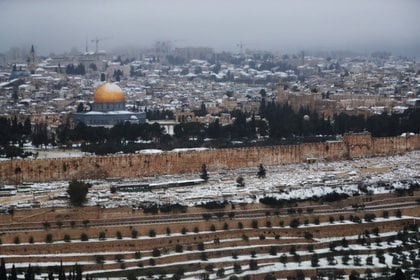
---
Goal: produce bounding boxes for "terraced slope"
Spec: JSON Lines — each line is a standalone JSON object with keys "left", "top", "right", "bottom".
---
{"left": 0, "top": 191, "right": 419, "bottom": 279}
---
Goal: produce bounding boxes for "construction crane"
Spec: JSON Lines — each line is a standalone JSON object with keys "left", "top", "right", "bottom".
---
{"left": 91, "top": 37, "right": 111, "bottom": 53}
{"left": 237, "top": 41, "right": 252, "bottom": 54}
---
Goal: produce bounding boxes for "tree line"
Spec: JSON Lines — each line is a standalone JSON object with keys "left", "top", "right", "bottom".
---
{"left": 260, "top": 101, "right": 420, "bottom": 138}
{"left": 0, "top": 258, "right": 85, "bottom": 280}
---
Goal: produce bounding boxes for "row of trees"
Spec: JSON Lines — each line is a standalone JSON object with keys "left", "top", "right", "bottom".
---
{"left": 65, "top": 64, "right": 86, "bottom": 75}
{"left": 260, "top": 101, "right": 420, "bottom": 138}
{"left": 1, "top": 258, "right": 83, "bottom": 280}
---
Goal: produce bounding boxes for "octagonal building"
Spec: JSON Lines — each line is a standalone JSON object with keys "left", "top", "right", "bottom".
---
{"left": 72, "top": 83, "right": 145, "bottom": 126}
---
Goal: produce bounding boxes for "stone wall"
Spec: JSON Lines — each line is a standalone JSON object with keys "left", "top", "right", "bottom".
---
{"left": 1, "top": 133, "right": 419, "bottom": 183}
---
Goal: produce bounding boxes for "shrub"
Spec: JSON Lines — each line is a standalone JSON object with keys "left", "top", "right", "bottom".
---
{"left": 42, "top": 221, "right": 51, "bottom": 230}
{"left": 202, "top": 213, "right": 212, "bottom": 221}
{"left": 95, "top": 255, "right": 105, "bottom": 264}
{"left": 45, "top": 233, "right": 53, "bottom": 243}
{"left": 237, "top": 222, "right": 243, "bottom": 229}
{"left": 175, "top": 244, "right": 183, "bottom": 253}
{"left": 166, "top": 227, "right": 171, "bottom": 236}
{"left": 149, "top": 258, "right": 155, "bottom": 266}
{"left": 329, "top": 216, "right": 335, "bottom": 224}
{"left": 181, "top": 227, "right": 187, "bottom": 235}
{"left": 290, "top": 218, "right": 300, "bottom": 228}
{"left": 98, "top": 231, "right": 106, "bottom": 240}
{"left": 63, "top": 234, "right": 71, "bottom": 243}
{"left": 131, "top": 229, "right": 138, "bottom": 239}
{"left": 210, "top": 224, "right": 216, "bottom": 231}
{"left": 280, "top": 254, "right": 287, "bottom": 267}
{"left": 223, "top": 223, "right": 229, "bottom": 230}
{"left": 266, "top": 221, "right": 272, "bottom": 228}
{"left": 115, "top": 254, "right": 124, "bottom": 263}
{"left": 205, "top": 264, "right": 214, "bottom": 272}
{"left": 134, "top": 251, "right": 141, "bottom": 259}
{"left": 249, "top": 259, "right": 258, "bottom": 270}
{"left": 197, "top": 242, "right": 205, "bottom": 251}
{"left": 304, "top": 231, "right": 313, "bottom": 239}
{"left": 28, "top": 236, "right": 34, "bottom": 244}
{"left": 80, "top": 233, "right": 88, "bottom": 241}
{"left": 116, "top": 231, "right": 122, "bottom": 239}
{"left": 311, "top": 254, "right": 319, "bottom": 267}
{"left": 251, "top": 220, "right": 258, "bottom": 229}
{"left": 149, "top": 229, "right": 156, "bottom": 237}
{"left": 269, "top": 246, "right": 277, "bottom": 256}
{"left": 289, "top": 245, "right": 296, "bottom": 255}
{"left": 216, "top": 268, "right": 225, "bottom": 278}
{"left": 364, "top": 213, "right": 376, "bottom": 222}
{"left": 259, "top": 234, "right": 265, "bottom": 240}
{"left": 152, "top": 248, "right": 161, "bottom": 257}
{"left": 233, "top": 263, "right": 241, "bottom": 274}
{"left": 307, "top": 244, "right": 314, "bottom": 252}
{"left": 200, "top": 252, "right": 208, "bottom": 261}
{"left": 193, "top": 227, "right": 199, "bottom": 233}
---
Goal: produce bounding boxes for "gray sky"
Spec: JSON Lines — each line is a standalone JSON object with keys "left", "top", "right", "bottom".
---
{"left": 1, "top": 0, "right": 419, "bottom": 56}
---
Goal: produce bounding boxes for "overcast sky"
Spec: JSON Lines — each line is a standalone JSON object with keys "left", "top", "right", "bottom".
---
{"left": 1, "top": 0, "right": 419, "bottom": 56}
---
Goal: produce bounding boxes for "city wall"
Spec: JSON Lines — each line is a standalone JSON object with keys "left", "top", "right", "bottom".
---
{"left": 1, "top": 133, "right": 419, "bottom": 184}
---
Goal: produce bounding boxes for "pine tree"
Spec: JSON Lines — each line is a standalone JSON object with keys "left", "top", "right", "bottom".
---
{"left": 58, "top": 261, "right": 66, "bottom": 280}
{"left": 9, "top": 264, "right": 17, "bottom": 280}
{"left": 0, "top": 259, "right": 7, "bottom": 280}
{"left": 25, "top": 264, "right": 34, "bottom": 280}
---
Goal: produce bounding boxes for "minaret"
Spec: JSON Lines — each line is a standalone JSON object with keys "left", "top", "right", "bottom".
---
{"left": 28, "top": 45, "right": 36, "bottom": 73}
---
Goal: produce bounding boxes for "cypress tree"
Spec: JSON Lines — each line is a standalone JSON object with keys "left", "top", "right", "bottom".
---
{"left": 0, "top": 259, "right": 7, "bottom": 280}
{"left": 9, "top": 265, "right": 17, "bottom": 280}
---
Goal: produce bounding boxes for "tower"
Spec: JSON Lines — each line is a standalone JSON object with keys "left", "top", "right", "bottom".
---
{"left": 27, "top": 45, "right": 37, "bottom": 73}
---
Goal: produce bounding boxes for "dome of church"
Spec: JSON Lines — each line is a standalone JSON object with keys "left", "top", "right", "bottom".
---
{"left": 93, "top": 83, "right": 125, "bottom": 103}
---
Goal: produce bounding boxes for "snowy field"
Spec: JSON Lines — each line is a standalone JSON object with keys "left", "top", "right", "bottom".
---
{"left": 1, "top": 151, "right": 419, "bottom": 209}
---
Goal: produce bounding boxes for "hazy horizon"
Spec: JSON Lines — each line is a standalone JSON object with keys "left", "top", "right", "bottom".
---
{"left": 1, "top": 0, "right": 420, "bottom": 57}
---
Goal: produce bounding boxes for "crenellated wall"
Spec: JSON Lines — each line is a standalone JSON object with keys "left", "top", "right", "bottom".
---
{"left": 1, "top": 133, "right": 419, "bottom": 183}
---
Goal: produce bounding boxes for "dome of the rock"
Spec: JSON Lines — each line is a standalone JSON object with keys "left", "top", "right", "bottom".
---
{"left": 93, "top": 83, "right": 125, "bottom": 103}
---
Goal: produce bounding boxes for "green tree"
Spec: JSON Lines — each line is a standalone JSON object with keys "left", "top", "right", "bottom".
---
{"left": 236, "top": 176, "right": 245, "bottom": 187}
{"left": 0, "top": 258, "right": 7, "bottom": 280}
{"left": 200, "top": 164, "right": 209, "bottom": 182}
{"left": 280, "top": 253, "right": 287, "bottom": 267}
{"left": 257, "top": 164, "right": 266, "bottom": 178}
{"left": 67, "top": 180, "right": 91, "bottom": 206}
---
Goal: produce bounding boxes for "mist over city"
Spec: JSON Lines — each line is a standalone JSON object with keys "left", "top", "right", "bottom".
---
{"left": 1, "top": 0, "right": 420, "bottom": 56}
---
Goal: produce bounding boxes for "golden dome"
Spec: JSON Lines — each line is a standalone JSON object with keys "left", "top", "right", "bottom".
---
{"left": 93, "top": 83, "right": 125, "bottom": 103}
